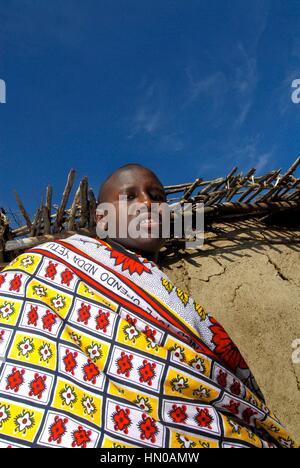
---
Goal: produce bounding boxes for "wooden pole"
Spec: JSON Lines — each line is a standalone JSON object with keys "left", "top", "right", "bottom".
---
{"left": 225, "top": 168, "right": 256, "bottom": 202}
{"left": 181, "top": 178, "right": 202, "bottom": 203}
{"left": 89, "top": 188, "right": 97, "bottom": 230}
{"left": 261, "top": 157, "right": 300, "bottom": 201}
{"left": 42, "top": 205, "right": 51, "bottom": 235}
{"left": 54, "top": 169, "right": 76, "bottom": 232}
{"left": 80, "top": 177, "right": 89, "bottom": 228}
{"left": 14, "top": 192, "right": 32, "bottom": 231}
{"left": 68, "top": 185, "right": 81, "bottom": 231}
{"left": 4, "top": 228, "right": 93, "bottom": 253}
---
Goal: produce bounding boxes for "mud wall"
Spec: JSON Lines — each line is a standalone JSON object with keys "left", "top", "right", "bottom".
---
{"left": 161, "top": 219, "right": 300, "bottom": 443}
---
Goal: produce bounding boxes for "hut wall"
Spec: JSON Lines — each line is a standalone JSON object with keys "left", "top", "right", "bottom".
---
{"left": 162, "top": 219, "right": 300, "bottom": 443}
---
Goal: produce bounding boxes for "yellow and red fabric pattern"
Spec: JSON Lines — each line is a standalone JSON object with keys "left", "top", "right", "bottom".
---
{"left": 0, "top": 234, "right": 297, "bottom": 448}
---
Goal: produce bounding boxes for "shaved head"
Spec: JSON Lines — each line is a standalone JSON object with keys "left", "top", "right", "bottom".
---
{"left": 98, "top": 163, "right": 164, "bottom": 204}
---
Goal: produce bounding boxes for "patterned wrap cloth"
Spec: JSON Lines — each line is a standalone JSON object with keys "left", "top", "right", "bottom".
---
{"left": 0, "top": 234, "right": 297, "bottom": 448}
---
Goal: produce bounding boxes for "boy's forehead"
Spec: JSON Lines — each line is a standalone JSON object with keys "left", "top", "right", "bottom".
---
{"left": 120, "top": 166, "right": 152, "bottom": 179}
{"left": 115, "top": 167, "right": 161, "bottom": 188}
{"left": 99, "top": 165, "right": 164, "bottom": 202}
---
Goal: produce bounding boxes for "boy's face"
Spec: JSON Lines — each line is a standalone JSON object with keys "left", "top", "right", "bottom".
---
{"left": 96, "top": 166, "right": 167, "bottom": 255}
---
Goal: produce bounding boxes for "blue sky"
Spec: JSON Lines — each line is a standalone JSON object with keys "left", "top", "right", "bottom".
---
{"left": 1, "top": 0, "right": 300, "bottom": 220}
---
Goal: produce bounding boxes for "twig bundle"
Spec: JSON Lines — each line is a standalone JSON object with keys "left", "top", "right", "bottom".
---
{"left": 0, "top": 157, "right": 299, "bottom": 267}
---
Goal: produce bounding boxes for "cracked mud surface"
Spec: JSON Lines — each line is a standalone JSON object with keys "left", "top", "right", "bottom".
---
{"left": 162, "top": 221, "right": 300, "bottom": 443}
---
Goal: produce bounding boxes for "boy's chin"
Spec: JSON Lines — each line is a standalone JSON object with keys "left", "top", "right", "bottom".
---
{"left": 117, "top": 236, "right": 166, "bottom": 254}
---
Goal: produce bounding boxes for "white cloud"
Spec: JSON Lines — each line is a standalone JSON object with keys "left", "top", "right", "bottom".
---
{"left": 128, "top": 81, "right": 164, "bottom": 138}
{"left": 159, "top": 133, "right": 184, "bottom": 153}
{"left": 255, "top": 152, "right": 272, "bottom": 172}
{"left": 232, "top": 138, "right": 275, "bottom": 174}
{"left": 183, "top": 43, "right": 258, "bottom": 129}
{"left": 232, "top": 43, "right": 258, "bottom": 128}
{"left": 184, "top": 70, "right": 226, "bottom": 106}
{"left": 127, "top": 80, "right": 185, "bottom": 153}
{"left": 132, "top": 107, "right": 162, "bottom": 135}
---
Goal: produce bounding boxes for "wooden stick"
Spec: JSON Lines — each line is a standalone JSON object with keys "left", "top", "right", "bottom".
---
{"left": 245, "top": 171, "right": 281, "bottom": 203}
{"left": 181, "top": 178, "right": 202, "bottom": 203}
{"left": 4, "top": 228, "right": 93, "bottom": 252}
{"left": 46, "top": 185, "right": 53, "bottom": 212}
{"left": 11, "top": 225, "right": 30, "bottom": 237}
{"left": 261, "top": 157, "right": 300, "bottom": 201}
{"left": 286, "top": 188, "right": 300, "bottom": 201}
{"left": 12, "top": 205, "right": 79, "bottom": 237}
{"left": 37, "top": 207, "right": 44, "bottom": 236}
{"left": 42, "top": 205, "right": 51, "bottom": 234}
{"left": 165, "top": 177, "right": 229, "bottom": 194}
{"left": 54, "top": 169, "right": 76, "bottom": 231}
{"left": 30, "top": 208, "right": 40, "bottom": 237}
{"left": 203, "top": 167, "right": 239, "bottom": 206}
{"left": 45, "top": 185, "right": 53, "bottom": 233}
{"left": 164, "top": 182, "right": 194, "bottom": 191}
{"left": 226, "top": 168, "right": 256, "bottom": 202}
{"left": 89, "top": 188, "right": 97, "bottom": 229}
{"left": 80, "top": 177, "right": 89, "bottom": 228}
{"left": 195, "top": 175, "right": 231, "bottom": 204}
{"left": 225, "top": 166, "right": 239, "bottom": 184}
{"left": 202, "top": 200, "right": 300, "bottom": 218}
{"left": 68, "top": 185, "right": 81, "bottom": 231}
{"left": 280, "top": 179, "right": 300, "bottom": 199}
{"left": 237, "top": 171, "right": 279, "bottom": 203}
{"left": 14, "top": 191, "right": 32, "bottom": 231}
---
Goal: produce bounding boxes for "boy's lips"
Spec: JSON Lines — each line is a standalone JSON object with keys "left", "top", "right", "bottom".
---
{"left": 138, "top": 213, "right": 162, "bottom": 231}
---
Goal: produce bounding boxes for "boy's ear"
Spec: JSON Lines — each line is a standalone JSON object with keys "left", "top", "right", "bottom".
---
{"left": 95, "top": 202, "right": 103, "bottom": 223}
{"left": 95, "top": 212, "right": 108, "bottom": 231}
{"left": 95, "top": 212, "right": 102, "bottom": 223}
